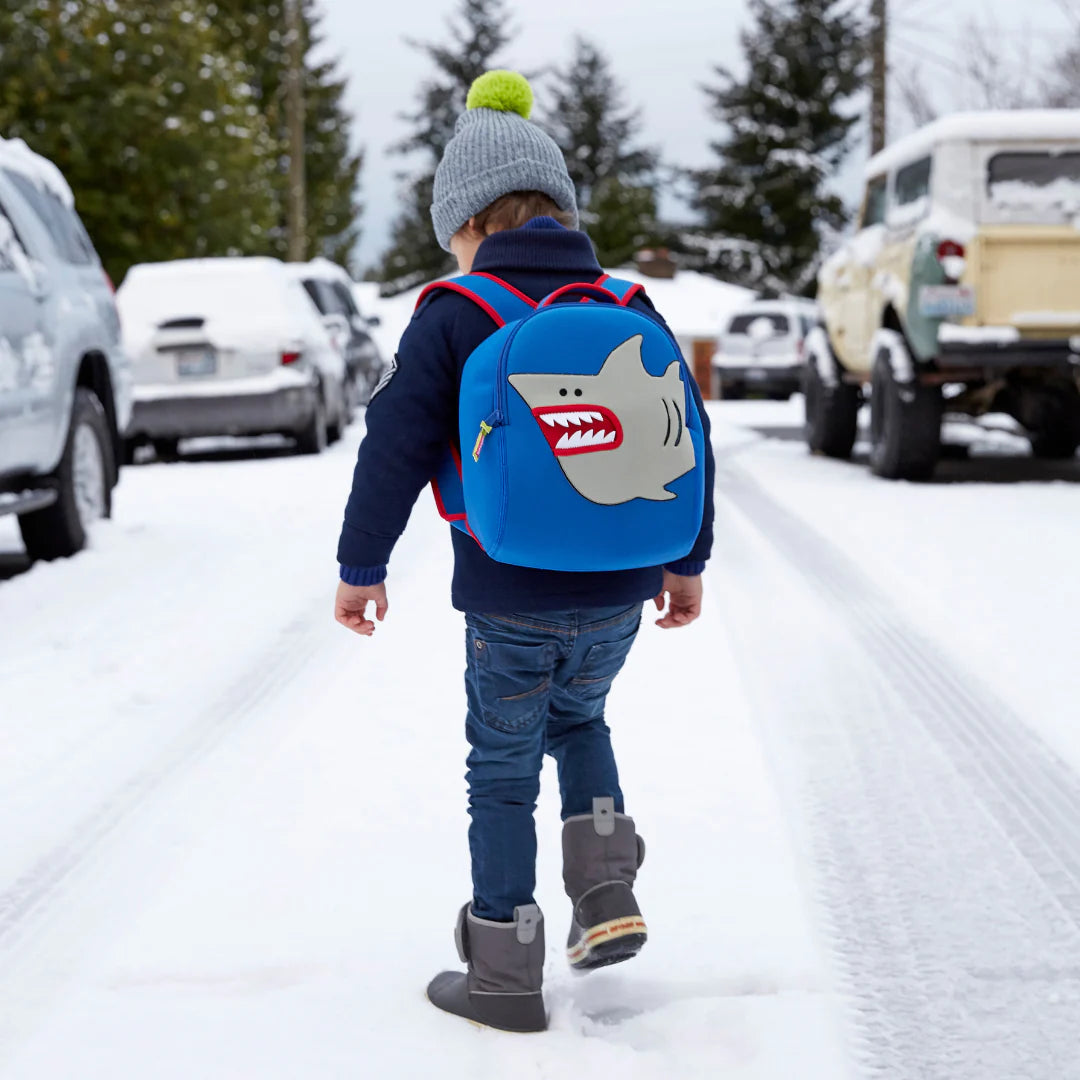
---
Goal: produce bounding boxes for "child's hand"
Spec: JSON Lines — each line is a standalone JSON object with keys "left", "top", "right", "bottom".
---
{"left": 653, "top": 571, "right": 703, "bottom": 629}
{"left": 335, "top": 581, "right": 388, "bottom": 637}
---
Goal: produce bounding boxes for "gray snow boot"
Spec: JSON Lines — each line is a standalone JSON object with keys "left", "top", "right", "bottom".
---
{"left": 563, "top": 797, "right": 647, "bottom": 971}
{"left": 426, "top": 903, "right": 547, "bottom": 1033}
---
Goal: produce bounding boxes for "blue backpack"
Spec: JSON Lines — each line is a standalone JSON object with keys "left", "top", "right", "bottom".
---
{"left": 415, "top": 273, "right": 706, "bottom": 572}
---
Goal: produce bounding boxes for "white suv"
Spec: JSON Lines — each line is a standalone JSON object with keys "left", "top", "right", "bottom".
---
{"left": 713, "top": 299, "right": 819, "bottom": 400}
{"left": 0, "top": 136, "right": 131, "bottom": 560}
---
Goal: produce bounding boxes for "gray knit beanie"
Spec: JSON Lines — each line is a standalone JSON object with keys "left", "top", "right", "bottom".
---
{"left": 431, "top": 71, "right": 579, "bottom": 252}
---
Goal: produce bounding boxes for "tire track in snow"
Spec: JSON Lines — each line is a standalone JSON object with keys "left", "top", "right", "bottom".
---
{"left": 714, "top": 462, "right": 1080, "bottom": 1079}
{"left": 0, "top": 606, "right": 325, "bottom": 958}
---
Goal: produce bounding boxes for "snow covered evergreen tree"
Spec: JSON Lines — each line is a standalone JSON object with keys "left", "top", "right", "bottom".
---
{"left": 542, "top": 37, "right": 661, "bottom": 267}
{"left": 0, "top": 0, "right": 278, "bottom": 283}
{"left": 376, "top": 0, "right": 514, "bottom": 293}
{"left": 215, "top": 0, "right": 363, "bottom": 269}
{"left": 689, "top": 0, "right": 864, "bottom": 294}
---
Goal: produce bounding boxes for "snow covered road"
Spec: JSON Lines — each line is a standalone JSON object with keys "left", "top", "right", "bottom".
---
{"left": 2, "top": 401, "right": 1079, "bottom": 1077}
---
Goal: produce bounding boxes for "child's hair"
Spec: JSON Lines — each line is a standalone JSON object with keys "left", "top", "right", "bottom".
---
{"left": 471, "top": 191, "right": 576, "bottom": 236}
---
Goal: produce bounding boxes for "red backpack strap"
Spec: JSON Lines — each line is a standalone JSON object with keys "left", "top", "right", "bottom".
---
{"left": 414, "top": 273, "right": 537, "bottom": 328}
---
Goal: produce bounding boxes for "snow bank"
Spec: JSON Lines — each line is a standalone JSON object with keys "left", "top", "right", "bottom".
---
{"left": 867, "top": 110, "right": 1080, "bottom": 178}
{"left": 0, "top": 134, "right": 74, "bottom": 207}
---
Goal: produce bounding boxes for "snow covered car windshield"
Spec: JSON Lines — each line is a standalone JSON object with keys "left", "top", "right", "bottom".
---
{"left": 986, "top": 151, "right": 1080, "bottom": 222}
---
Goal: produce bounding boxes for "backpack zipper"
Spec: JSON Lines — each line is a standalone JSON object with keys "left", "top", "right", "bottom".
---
{"left": 484, "top": 315, "right": 533, "bottom": 552}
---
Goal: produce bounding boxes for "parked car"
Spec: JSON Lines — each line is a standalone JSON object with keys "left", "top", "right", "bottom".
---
{"left": 810, "top": 110, "right": 1080, "bottom": 479}
{"left": 712, "top": 299, "right": 819, "bottom": 400}
{"left": 0, "top": 135, "right": 131, "bottom": 560}
{"left": 118, "top": 257, "right": 348, "bottom": 458}
{"left": 284, "top": 258, "right": 384, "bottom": 410}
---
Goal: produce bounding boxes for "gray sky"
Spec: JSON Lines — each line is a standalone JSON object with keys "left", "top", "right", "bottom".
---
{"left": 315, "top": 0, "right": 1076, "bottom": 269}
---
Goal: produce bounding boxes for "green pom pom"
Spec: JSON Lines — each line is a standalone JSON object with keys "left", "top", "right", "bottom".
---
{"left": 466, "top": 71, "right": 533, "bottom": 119}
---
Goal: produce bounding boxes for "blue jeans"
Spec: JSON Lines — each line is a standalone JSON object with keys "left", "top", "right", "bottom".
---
{"left": 463, "top": 603, "right": 643, "bottom": 921}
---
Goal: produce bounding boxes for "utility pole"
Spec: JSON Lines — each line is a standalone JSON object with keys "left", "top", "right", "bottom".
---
{"left": 285, "top": 0, "right": 307, "bottom": 262}
{"left": 870, "top": 0, "right": 888, "bottom": 155}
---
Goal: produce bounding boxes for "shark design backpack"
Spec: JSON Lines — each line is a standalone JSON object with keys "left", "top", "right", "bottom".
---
{"left": 416, "top": 273, "right": 706, "bottom": 572}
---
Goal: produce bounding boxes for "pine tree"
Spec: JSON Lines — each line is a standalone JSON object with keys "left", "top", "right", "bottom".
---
{"left": 0, "top": 0, "right": 278, "bottom": 283}
{"left": 214, "top": 0, "right": 363, "bottom": 269}
{"left": 376, "top": 0, "right": 514, "bottom": 292}
{"left": 689, "top": 0, "right": 864, "bottom": 295}
{"left": 541, "top": 37, "right": 661, "bottom": 268}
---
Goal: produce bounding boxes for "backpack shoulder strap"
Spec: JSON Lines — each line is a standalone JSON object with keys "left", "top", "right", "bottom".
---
{"left": 591, "top": 274, "right": 647, "bottom": 307}
{"left": 414, "top": 273, "right": 536, "bottom": 328}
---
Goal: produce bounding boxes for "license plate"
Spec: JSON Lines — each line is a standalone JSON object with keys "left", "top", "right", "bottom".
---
{"left": 920, "top": 285, "right": 976, "bottom": 318}
{"left": 176, "top": 349, "right": 217, "bottom": 377}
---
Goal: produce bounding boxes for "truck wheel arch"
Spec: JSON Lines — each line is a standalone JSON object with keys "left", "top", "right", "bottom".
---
{"left": 76, "top": 352, "right": 120, "bottom": 487}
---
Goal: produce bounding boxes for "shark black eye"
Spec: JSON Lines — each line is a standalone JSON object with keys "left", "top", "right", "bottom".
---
{"left": 574, "top": 389, "right": 583, "bottom": 397}
{"left": 559, "top": 388, "right": 568, "bottom": 397}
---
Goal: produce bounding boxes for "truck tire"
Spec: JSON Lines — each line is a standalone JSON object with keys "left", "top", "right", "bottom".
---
{"left": 804, "top": 341, "right": 859, "bottom": 459}
{"left": 869, "top": 347, "right": 942, "bottom": 480}
{"left": 296, "top": 385, "right": 328, "bottom": 455}
{"left": 1028, "top": 392, "right": 1080, "bottom": 459}
{"left": 18, "top": 388, "right": 114, "bottom": 561}
{"left": 152, "top": 438, "right": 180, "bottom": 462}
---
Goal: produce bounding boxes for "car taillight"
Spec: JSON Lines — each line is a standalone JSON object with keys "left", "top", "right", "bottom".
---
{"left": 281, "top": 351, "right": 302, "bottom": 365}
{"left": 103, "top": 270, "right": 115, "bottom": 294}
{"left": 936, "top": 240, "right": 967, "bottom": 283}
{"left": 796, "top": 338, "right": 805, "bottom": 360}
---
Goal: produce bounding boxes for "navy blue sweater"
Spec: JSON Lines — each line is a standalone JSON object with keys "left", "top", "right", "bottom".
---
{"left": 337, "top": 218, "right": 715, "bottom": 613}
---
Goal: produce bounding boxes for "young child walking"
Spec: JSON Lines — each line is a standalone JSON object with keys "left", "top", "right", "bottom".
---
{"left": 334, "top": 71, "right": 714, "bottom": 1033}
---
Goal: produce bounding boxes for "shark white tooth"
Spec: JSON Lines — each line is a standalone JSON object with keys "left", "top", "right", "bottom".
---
{"left": 554, "top": 414, "right": 570, "bottom": 427}
{"left": 542, "top": 414, "right": 559, "bottom": 427}
{"left": 603, "top": 430, "right": 618, "bottom": 444}
{"left": 566, "top": 429, "right": 584, "bottom": 447}
{"left": 555, "top": 432, "right": 571, "bottom": 449}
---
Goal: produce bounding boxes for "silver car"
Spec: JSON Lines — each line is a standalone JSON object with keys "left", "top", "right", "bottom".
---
{"left": 713, "top": 299, "right": 820, "bottom": 400}
{"left": 119, "top": 257, "right": 348, "bottom": 458}
{"left": 0, "top": 137, "right": 131, "bottom": 561}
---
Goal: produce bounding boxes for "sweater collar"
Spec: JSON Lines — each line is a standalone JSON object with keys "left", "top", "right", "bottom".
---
{"left": 472, "top": 218, "right": 601, "bottom": 274}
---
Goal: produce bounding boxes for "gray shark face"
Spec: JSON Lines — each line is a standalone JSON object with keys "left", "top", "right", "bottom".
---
{"left": 508, "top": 334, "right": 696, "bottom": 506}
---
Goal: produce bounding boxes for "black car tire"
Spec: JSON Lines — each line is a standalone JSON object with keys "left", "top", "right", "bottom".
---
{"left": 804, "top": 348, "right": 859, "bottom": 459}
{"left": 296, "top": 385, "right": 328, "bottom": 455}
{"left": 19, "top": 387, "right": 114, "bottom": 561}
{"left": 1028, "top": 391, "right": 1080, "bottom": 459}
{"left": 868, "top": 347, "right": 942, "bottom": 480}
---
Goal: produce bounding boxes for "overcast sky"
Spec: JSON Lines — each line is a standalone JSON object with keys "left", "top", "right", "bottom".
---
{"left": 315, "top": 0, "right": 1077, "bottom": 268}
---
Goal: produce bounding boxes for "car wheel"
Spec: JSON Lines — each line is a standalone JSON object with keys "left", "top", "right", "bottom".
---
{"left": 18, "top": 388, "right": 114, "bottom": 561}
{"left": 296, "top": 386, "right": 328, "bottom": 455}
{"left": 804, "top": 346, "right": 859, "bottom": 459}
{"left": 868, "top": 346, "right": 942, "bottom": 480}
{"left": 1028, "top": 391, "right": 1080, "bottom": 459}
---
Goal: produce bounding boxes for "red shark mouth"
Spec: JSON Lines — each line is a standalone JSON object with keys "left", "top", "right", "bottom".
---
{"left": 531, "top": 404, "right": 624, "bottom": 456}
